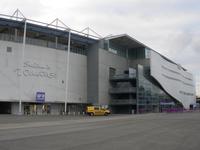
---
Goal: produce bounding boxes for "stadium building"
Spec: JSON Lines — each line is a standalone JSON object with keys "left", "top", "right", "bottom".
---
{"left": 0, "top": 11, "right": 196, "bottom": 115}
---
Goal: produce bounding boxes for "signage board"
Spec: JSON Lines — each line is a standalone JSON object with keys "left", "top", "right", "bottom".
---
{"left": 36, "top": 92, "right": 45, "bottom": 103}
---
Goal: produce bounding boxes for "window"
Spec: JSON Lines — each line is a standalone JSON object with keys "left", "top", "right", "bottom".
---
{"left": 7, "top": 46, "right": 12, "bottom": 53}
{"left": 145, "top": 48, "right": 151, "bottom": 59}
{"left": 94, "top": 107, "right": 99, "bottom": 110}
{"left": 109, "top": 67, "right": 116, "bottom": 78}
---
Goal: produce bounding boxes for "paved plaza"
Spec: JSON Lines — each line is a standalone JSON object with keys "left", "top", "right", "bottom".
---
{"left": 0, "top": 112, "right": 200, "bottom": 150}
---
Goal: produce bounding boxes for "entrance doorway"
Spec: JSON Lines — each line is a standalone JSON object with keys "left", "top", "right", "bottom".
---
{"left": 0, "top": 102, "right": 11, "bottom": 114}
{"left": 24, "top": 103, "right": 51, "bottom": 115}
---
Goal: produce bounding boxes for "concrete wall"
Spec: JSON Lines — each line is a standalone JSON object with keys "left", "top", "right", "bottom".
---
{"left": 87, "top": 43, "right": 99, "bottom": 104}
{"left": 98, "top": 48, "right": 128, "bottom": 105}
{"left": 0, "top": 40, "right": 87, "bottom": 104}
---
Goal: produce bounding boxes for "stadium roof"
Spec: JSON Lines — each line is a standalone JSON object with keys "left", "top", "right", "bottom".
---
{"left": 104, "top": 34, "right": 152, "bottom": 49}
{"left": 0, "top": 16, "right": 98, "bottom": 45}
{"left": 104, "top": 34, "right": 187, "bottom": 70}
{"left": 0, "top": 13, "right": 186, "bottom": 70}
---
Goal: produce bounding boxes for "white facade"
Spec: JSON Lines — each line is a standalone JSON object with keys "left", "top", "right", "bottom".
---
{"left": 150, "top": 50, "right": 195, "bottom": 108}
{"left": 0, "top": 15, "right": 196, "bottom": 114}
{"left": 0, "top": 40, "right": 87, "bottom": 104}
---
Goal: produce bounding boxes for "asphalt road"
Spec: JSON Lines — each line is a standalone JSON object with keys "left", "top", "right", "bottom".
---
{"left": 0, "top": 113, "right": 200, "bottom": 150}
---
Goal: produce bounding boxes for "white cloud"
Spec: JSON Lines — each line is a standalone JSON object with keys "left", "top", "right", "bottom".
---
{"left": 0, "top": 0, "right": 44, "bottom": 18}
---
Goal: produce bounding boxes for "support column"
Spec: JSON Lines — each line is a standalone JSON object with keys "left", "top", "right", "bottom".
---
{"left": 55, "top": 37, "right": 58, "bottom": 49}
{"left": 126, "top": 48, "right": 129, "bottom": 68}
{"left": 19, "top": 19, "right": 27, "bottom": 115}
{"left": 65, "top": 30, "right": 71, "bottom": 114}
{"left": 14, "top": 28, "right": 18, "bottom": 41}
{"left": 136, "top": 65, "right": 139, "bottom": 114}
{"left": 107, "top": 40, "right": 110, "bottom": 51}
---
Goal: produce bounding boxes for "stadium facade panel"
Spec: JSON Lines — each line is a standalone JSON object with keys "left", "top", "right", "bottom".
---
{"left": 0, "top": 14, "right": 195, "bottom": 114}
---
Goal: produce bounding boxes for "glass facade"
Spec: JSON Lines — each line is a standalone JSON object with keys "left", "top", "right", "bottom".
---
{"left": 109, "top": 41, "right": 127, "bottom": 57}
{"left": 128, "top": 47, "right": 145, "bottom": 59}
{"left": 102, "top": 40, "right": 150, "bottom": 59}
{"left": 102, "top": 38, "right": 183, "bottom": 114}
{"left": 102, "top": 40, "right": 127, "bottom": 58}
{"left": 137, "top": 64, "right": 176, "bottom": 113}
{"left": 145, "top": 48, "right": 151, "bottom": 59}
{"left": 0, "top": 29, "right": 87, "bottom": 56}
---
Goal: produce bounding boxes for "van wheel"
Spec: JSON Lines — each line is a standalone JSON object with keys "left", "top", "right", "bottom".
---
{"left": 104, "top": 113, "right": 108, "bottom": 116}
{"left": 90, "top": 113, "right": 94, "bottom": 116}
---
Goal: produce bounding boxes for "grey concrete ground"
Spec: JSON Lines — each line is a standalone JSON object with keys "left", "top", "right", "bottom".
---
{"left": 0, "top": 113, "right": 200, "bottom": 150}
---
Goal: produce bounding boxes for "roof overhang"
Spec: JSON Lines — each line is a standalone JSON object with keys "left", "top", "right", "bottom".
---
{"left": 105, "top": 34, "right": 151, "bottom": 49}
{"left": 104, "top": 34, "right": 187, "bottom": 70}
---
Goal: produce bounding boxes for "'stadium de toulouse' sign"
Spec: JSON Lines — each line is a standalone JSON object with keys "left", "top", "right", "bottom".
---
{"left": 36, "top": 92, "right": 45, "bottom": 103}
{"left": 14, "top": 61, "right": 56, "bottom": 79}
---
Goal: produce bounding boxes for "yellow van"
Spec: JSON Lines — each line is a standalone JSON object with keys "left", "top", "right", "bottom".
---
{"left": 86, "top": 106, "right": 110, "bottom": 116}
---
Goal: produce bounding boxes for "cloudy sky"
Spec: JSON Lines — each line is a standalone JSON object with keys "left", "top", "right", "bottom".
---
{"left": 0, "top": 0, "right": 200, "bottom": 95}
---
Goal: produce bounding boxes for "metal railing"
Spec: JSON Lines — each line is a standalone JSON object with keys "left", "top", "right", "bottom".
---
{"left": 0, "top": 33, "right": 87, "bottom": 55}
{"left": 0, "top": 13, "right": 101, "bottom": 40}
{"left": 110, "top": 74, "right": 136, "bottom": 80}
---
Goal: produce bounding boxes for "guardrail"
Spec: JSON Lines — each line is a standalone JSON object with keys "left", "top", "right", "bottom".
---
{"left": 0, "top": 33, "right": 87, "bottom": 55}
{"left": 110, "top": 74, "right": 136, "bottom": 80}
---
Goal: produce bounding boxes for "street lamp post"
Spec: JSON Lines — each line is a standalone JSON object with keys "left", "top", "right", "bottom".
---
{"left": 19, "top": 19, "right": 27, "bottom": 115}
{"left": 64, "top": 30, "right": 71, "bottom": 114}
